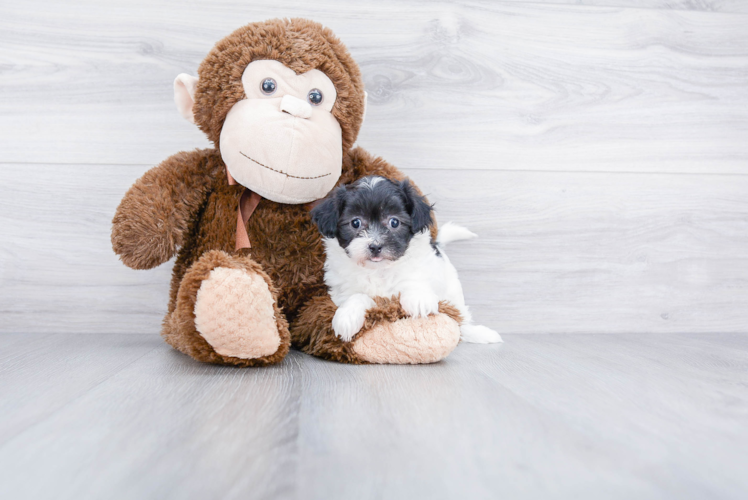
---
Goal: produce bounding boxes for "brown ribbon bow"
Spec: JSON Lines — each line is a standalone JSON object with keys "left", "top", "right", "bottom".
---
{"left": 235, "top": 188, "right": 262, "bottom": 250}
{"left": 228, "top": 166, "right": 321, "bottom": 251}
{"left": 226, "top": 167, "right": 259, "bottom": 250}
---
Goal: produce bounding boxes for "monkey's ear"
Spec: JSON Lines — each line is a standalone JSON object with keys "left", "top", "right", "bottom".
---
{"left": 362, "top": 91, "right": 368, "bottom": 123}
{"left": 401, "top": 179, "right": 434, "bottom": 234}
{"left": 174, "top": 74, "right": 199, "bottom": 124}
{"left": 311, "top": 187, "right": 346, "bottom": 238}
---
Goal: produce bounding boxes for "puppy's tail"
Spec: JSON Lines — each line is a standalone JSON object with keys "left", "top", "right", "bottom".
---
{"left": 436, "top": 222, "right": 477, "bottom": 247}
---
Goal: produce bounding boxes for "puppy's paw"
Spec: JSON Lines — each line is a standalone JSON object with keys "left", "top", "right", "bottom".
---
{"left": 400, "top": 290, "right": 440, "bottom": 318}
{"left": 460, "top": 324, "right": 503, "bottom": 344}
{"left": 332, "top": 298, "right": 372, "bottom": 342}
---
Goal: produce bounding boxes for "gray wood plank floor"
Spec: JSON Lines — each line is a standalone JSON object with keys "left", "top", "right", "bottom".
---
{"left": 1, "top": 332, "right": 746, "bottom": 499}
{"left": 2, "top": 2, "right": 747, "bottom": 498}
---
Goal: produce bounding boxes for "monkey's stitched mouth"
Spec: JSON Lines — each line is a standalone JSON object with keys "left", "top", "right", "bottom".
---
{"left": 240, "top": 152, "right": 331, "bottom": 180}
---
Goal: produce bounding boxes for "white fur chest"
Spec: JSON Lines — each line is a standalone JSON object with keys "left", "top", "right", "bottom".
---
{"left": 323, "top": 232, "right": 443, "bottom": 306}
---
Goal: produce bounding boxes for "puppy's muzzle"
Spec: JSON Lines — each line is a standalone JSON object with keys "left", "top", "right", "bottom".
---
{"left": 368, "top": 242, "right": 383, "bottom": 256}
{"left": 368, "top": 241, "right": 385, "bottom": 262}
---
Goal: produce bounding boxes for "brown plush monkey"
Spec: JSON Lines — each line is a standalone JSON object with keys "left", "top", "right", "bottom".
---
{"left": 111, "top": 18, "right": 461, "bottom": 366}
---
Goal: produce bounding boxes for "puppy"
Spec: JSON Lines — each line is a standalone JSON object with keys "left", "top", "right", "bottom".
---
{"left": 311, "top": 176, "right": 502, "bottom": 344}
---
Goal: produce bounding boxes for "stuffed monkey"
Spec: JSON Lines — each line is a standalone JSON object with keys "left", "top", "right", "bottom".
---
{"left": 111, "top": 18, "right": 462, "bottom": 366}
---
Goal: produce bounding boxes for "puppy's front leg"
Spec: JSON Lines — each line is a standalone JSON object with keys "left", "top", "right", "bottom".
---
{"left": 332, "top": 294, "right": 376, "bottom": 342}
{"left": 400, "top": 285, "right": 440, "bottom": 319}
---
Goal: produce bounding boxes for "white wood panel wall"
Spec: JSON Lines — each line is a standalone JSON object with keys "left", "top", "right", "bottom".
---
{"left": 1, "top": 0, "right": 747, "bottom": 335}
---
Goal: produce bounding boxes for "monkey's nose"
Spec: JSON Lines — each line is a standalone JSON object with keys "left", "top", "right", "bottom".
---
{"left": 280, "top": 95, "right": 313, "bottom": 119}
{"left": 368, "top": 243, "right": 383, "bottom": 255}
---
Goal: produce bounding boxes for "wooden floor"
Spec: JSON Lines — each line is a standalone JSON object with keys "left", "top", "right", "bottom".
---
{"left": 2, "top": 1, "right": 748, "bottom": 498}
{"left": 1, "top": 332, "right": 747, "bottom": 499}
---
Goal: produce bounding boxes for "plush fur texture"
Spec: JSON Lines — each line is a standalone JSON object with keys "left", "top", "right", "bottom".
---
{"left": 291, "top": 295, "right": 462, "bottom": 364}
{"left": 194, "top": 18, "right": 365, "bottom": 152}
{"left": 353, "top": 311, "right": 461, "bottom": 364}
{"left": 162, "top": 249, "right": 290, "bottom": 367}
{"left": 312, "top": 177, "right": 502, "bottom": 344}
{"left": 112, "top": 19, "right": 459, "bottom": 366}
{"left": 194, "top": 267, "right": 281, "bottom": 359}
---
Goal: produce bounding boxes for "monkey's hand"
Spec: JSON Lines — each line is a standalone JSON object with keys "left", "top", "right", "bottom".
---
{"left": 111, "top": 149, "right": 217, "bottom": 270}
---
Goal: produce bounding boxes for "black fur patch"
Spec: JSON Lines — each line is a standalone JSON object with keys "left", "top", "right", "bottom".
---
{"left": 311, "top": 176, "right": 434, "bottom": 261}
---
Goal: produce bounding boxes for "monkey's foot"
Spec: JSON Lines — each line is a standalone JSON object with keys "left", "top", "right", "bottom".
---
{"left": 292, "top": 296, "right": 461, "bottom": 365}
{"left": 163, "top": 250, "right": 289, "bottom": 367}
{"left": 352, "top": 313, "right": 460, "bottom": 364}
{"left": 195, "top": 267, "right": 280, "bottom": 359}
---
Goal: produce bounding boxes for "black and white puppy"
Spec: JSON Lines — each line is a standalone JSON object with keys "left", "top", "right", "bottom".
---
{"left": 311, "top": 176, "right": 502, "bottom": 344}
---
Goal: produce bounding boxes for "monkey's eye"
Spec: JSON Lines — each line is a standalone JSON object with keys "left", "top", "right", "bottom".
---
{"left": 261, "top": 78, "right": 277, "bottom": 95}
{"left": 308, "top": 88, "right": 323, "bottom": 105}
{"left": 389, "top": 218, "right": 400, "bottom": 229}
{"left": 351, "top": 218, "right": 361, "bottom": 229}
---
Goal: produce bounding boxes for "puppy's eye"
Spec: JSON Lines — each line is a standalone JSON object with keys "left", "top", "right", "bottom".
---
{"left": 351, "top": 218, "right": 361, "bottom": 229}
{"left": 308, "top": 88, "right": 323, "bottom": 105}
{"left": 261, "top": 78, "right": 277, "bottom": 95}
{"left": 389, "top": 218, "right": 400, "bottom": 228}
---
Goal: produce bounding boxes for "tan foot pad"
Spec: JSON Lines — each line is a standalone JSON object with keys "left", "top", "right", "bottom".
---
{"left": 194, "top": 267, "right": 280, "bottom": 359}
{"left": 353, "top": 314, "right": 460, "bottom": 364}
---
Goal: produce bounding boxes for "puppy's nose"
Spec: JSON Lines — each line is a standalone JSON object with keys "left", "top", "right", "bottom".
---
{"left": 280, "top": 94, "right": 313, "bottom": 118}
{"left": 368, "top": 243, "right": 383, "bottom": 255}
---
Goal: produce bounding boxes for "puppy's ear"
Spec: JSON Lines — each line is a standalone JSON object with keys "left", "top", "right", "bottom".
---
{"left": 400, "top": 179, "right": 434, "bottom": 234}
{"left": 311, "top": 187, "right": 346, "bottom": 238}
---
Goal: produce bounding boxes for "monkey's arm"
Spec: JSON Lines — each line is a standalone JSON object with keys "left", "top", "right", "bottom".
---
{"left": 111, "top": 149, "right": 220, "bottom": 270}
{"left": 340, "top": 146, "right": 408, "bottom": 184}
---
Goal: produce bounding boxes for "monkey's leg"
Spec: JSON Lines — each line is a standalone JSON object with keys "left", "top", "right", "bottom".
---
{"left": 162, "top": 250, "right": 289, "bottom": 366}
{"left": 291, "top": 295, "right": 461, "bottom": 365}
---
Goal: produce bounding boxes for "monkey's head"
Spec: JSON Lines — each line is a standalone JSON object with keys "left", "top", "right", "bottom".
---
{"left": 173, "top": 19, "right": 366, "bottom": 204}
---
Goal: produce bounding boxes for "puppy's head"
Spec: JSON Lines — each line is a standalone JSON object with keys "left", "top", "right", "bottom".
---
{"left": 311, "top": 176, "right": 433, "bottom": 265}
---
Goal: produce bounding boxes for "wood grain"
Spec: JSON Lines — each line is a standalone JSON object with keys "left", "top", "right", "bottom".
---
{"left": 0, "top": 1, "right": 746, "bottom": 173}
{"left": 492, "top": 0, "right": 748, "bottom": 13}
{"left": 2, "top": 164, "right": 746, "bottom": 335}
{"left": 414, "top": 168, "right": 748, "bottom": 334}
{"left": 0, "top": 335, "right": 303, "bottom": 500}
{"left": 0, "top": 333, "right": 160, "bottom": 445}
{"left": 0, "top": 333, "right": 746, "bottom": 499}
{"left": 0, "top": 164, "right": 174, "bottom": 334}
{"left": 296, "top": 334, "right": 748, "bottom": 499}
{"left": 2, "top": 3, "right": 748, "bottom": 498}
